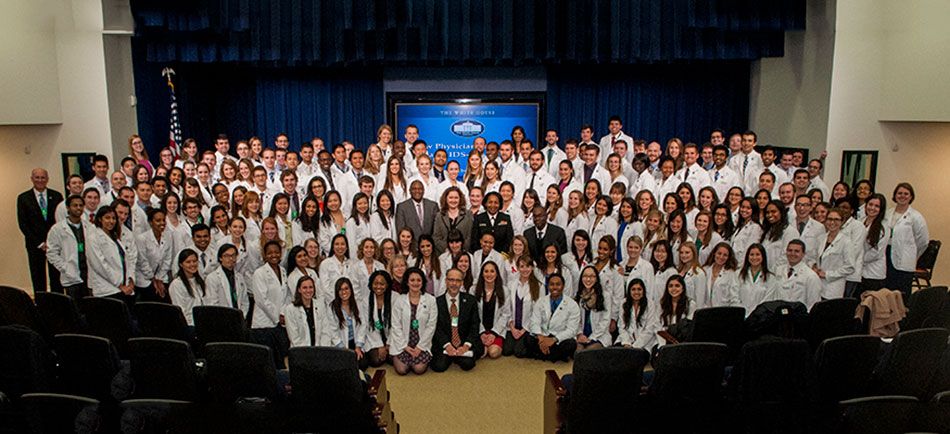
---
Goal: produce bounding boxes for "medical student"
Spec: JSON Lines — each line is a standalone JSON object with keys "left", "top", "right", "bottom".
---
{"left": 173, "top": 223, "right": 217, "bottom": 279}
{"left": 859, "top": 194, "right": 889, "bottom": 295}
{"left": 615, "top": 278, "right": 659, "bottom": 349}
{"left": 318, "top": 234, "right": 352, "bottom": 304}
{"left": 88, "top": 206, "right": 136, "bottom": 306}
{"left": 760, "top": 200, "right": 797, "bottom": 272}
{"left": 677, "top": 243, "right": 709, "bottom": 309}
{"left": 736, "top": 244, "right": 776, "bottom": 315}
{"left": 135, "top": 208, "right": 174, "bottom": 302}
{"left": 364, "top": 270, "right": 394, "bottom": 367}
{"left": 772, "top": 240, "right": 821, "bottom": 310}
{"left": 526, "top": 273, "right": 579, "bottom": 362}
{"left": 281, "top": 275, "right": 328, "bottom": 348}
{"left": 47, "top": 194, "right": 92, "bottom": 299}
{"left": 251, "top": 240, "right": 291, "bottom": 366}
{"left": 205, "top": 243, "right": 250, "bottom": 315}
{"left": 391, "top": 267, "right": 438, "bottom": 375}
{"left": 621, "top": 236, "right": 655, "bottom": 303}
{"left": 574, "top": 266, "right": 612, "bottom": 352}
{"left": 655, "top": 274, "right": 696, "bottom": 347}
{"left": 836, "top": 200, "right": 866, "bottom": 299}
{"left": 168, "top": 249, "right": 206, "bottom": 326}
{"left": 505, "top": 256, "right": 543, "bottom": 357}
{"left": 732, "top": 198, "right": 763, "bottom": 264}
{"left": 324, "top": 278, "right": 369, "bottom": 370}
{"left": 885, "top": 183, "right": 929, "bottom": 296}
{"left": 286, "top": 245, "right": 321, "bottom": 305}
{"left": 790, "top": 194, "right": 825, "bottom": 266}
{"left": 813, "top": 208, "right": 855, "bottom": 300}
{"left": 650, "top": 240, "right": 678, "bottom": 306}
{"left": 474, "top": 261, "right": 509, "bottom": 359}
{"left": 702, "top": 242, "right": 740, "bottom": 307}
{"left": 344, "top": 193, "right": 374, "bottom": 258}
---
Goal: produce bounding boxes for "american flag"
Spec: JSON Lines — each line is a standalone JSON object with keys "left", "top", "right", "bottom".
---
{"left": 162, "top": 67, "right": 182, "bottom": 158}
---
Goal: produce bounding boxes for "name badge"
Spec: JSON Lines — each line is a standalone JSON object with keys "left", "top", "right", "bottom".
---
{"left": 374, "top": 319, "right": 383, "bottom": 331}
{"left": 77, "top": 242, "right": 84, "bottom": 253}
{"left": 451, "top": 316, "right": 459, "bottom": 327}
{"left": 411, "top": 319, "right": 419, "bottom": 330}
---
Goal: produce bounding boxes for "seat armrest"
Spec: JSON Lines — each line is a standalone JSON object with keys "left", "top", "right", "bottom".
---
{"left": 544, "top": 370, "right": 568, "bottom": 434}
{"left": 368, "top": 370, "right": 387, "bottom": 403}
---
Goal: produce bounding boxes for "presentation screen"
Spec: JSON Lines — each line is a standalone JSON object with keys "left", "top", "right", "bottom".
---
{"left": 388, "top": 93, "right": 544, "bottom": 177}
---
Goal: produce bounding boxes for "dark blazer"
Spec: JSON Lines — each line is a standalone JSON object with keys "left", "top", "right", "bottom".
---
{"left": 471, "top": 212, "right": 514, "bottom": 253}
{"left": 432, "top": 210, "right": 474, "bottom": 254}
{"left": 432, "top": 292, "right": 484, "bottom": 358}
{"left": 524, "top": 223, "right": 568, "bottom": 266}
{"left": 394, "top": 198, "right": 439, "bottom": 238}
{"left": 17, "top": 188, "right": 63, "bottom": 247}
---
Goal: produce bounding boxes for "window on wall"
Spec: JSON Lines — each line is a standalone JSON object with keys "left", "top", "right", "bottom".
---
{"left": 840, "top": 150, "right": 879, "bottom": 188}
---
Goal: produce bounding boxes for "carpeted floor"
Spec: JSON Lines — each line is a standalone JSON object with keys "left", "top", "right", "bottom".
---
{"left": 371, "top": 357, "right": 574, "bottom": 434}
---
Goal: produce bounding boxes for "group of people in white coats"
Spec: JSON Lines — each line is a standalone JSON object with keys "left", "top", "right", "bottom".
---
{"left": 28, "top": 121, "right": 931, "bottom": 371}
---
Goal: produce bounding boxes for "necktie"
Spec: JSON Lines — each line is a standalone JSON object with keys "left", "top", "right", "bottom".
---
{"left": 124, "top": 218, "right": 133, "bottom": 231}
{"left": 200, "top": 252, "right": 207, "bottom": 268}
{"left": 268, "top": 171, "right": 275, "bottom": 182}
{"left": 514, "top": 295, "right": 524, "bottom": 329}
{"left": 529, "top": 173, "right": 536, "bottom": 191}
{"left": 743, "top": 156, "right": 749, "bottom": 172}
{"left": 798, "top": 221, "right": 805, "bottom": 234}
{"left": 684, "top": 167, "right": 690, "bottom": 179}
{"left": 547, "top": 148, "right": 554, "bottom": 166}
{"left": 499, "top": 162, "right": 505, "bottom": 177}
{"left": 450, "top": 298, "right": 461, "bottom": 348}
{"left": 89, "top": 212, "right": 95, "bottom": 223}
{"left": 38, "top": 192, "right": 47, "bottom": 220}
{"left": 787, "top": 267, "right": 794, "bottom": 278}
{"left": 537, "top": 230, "right": 544, "bottom": 241}
{"left": 715, "top": 171, "right": 721, "bottom": 181}
{"left": 416, "top": 202, "right": 424, "bottom": 227}
{"left": 324, "top": 171, "right": 336, "bottom": 191}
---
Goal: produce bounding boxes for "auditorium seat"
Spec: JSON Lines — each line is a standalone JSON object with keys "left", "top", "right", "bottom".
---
{"left": 807, "top": 298, "right": 861, "bottom": 350}
{"left": 918, "top": 390, "right": 950, "bottom": 433}
{"left": 543, "top": 347, "right": 650, "bottom": 434}
{"left": 127, "top": 338, "right": 199, "bottom": 402}
{"left": 120, "top": 399, "right": 198, "bottom": 434}
{"left": 20, "top": 393, "right": 100, "bottom": 434}
{"left": 133, "top": 302, "right": 191, "bottom": 343}
{"left": 34, "top": 292, "right": 84, "bottom": 336}
{"left": 78, "top": 297, "right": 135, "bottom": 357}
{"left": 900, "top": 286, "right": 948, "bottom": 331}
{"left": 193, "top": 306, "right": 249, "bottom": 355}
{"left": 872, "top": 327, "right": 949, "bottom": 399}
{"left": 0, "top": 286, "right": 45, "bottom": 336}
{"left": 287, "top": 346, "right": 392, "bottom": 433}
{"left": 690, "top": 306, "right": 746, "bottom": 359}
{"left": 204, "top": 342, "right": 283, "bottom": 432}
{"left": 0, "top": 325, "right": 54, "bottom": 400}
{"left": 838, "top": 395, "right": 918, "bottom": 434}
{"left": 54, "top": 334, "right": 124, "bottom": 403}
{"left": 814, "top": 335, "right": 882, "bottom": 403}
{"left": 647, "top": 342, "right": 729, "bottom": 432}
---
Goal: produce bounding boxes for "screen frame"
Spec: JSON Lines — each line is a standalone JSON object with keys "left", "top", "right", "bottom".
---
{"left": 386, "top": 92, "right": 546, "bottom": 144}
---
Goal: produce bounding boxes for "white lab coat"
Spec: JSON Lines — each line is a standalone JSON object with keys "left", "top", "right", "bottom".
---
{"left": 389, "top": 293, "right": 438, "bottom": 356}
{"left": 205, "top": 266, "right": 251, "bottom": 312}
{"left": 318, "top": 256, "right": 351, "bottom": 304}
{"left": 348, "top": 259, "right": 385, "bottom": 302}
{"left": 772, "top": 262, "right": 822, "bottom": 310}
{"left": 134, "top": 230, "right": 174, "bottom": 286}
{"left": 760, "top": 225, "right": 798, "bottom": 273}
{"left": 46, "top": 219, "right": 92, "bottom": 287}
{"left": 862, "top": 226, "right": 889, "bottom": 281}
{"left": 793, "top": 218, "right": 826, "bottom": 266}
{"left": 281, "top": 302, "right": 329, "bottom": 347}
{"left": 655, "top": 299, "right": 697, "bottom": 346}
{"left": 369, "top": 212, "right": 397, "bottom": 242}
{"left": 615, "top": 221, "right": 645, "bottom": 264}
{"left": 816, "top": 232, "right": 855, "bottom": 299}
{"left": 541, "top": 145, "right": 568, "bottom": 177}
{"left": 731, "top": 221, "right": 763, "bottom": 264}
{"left": 886, "top": 207, "right": 929, "bottom": 272}
{"left": 507, "top": 278, "right": 543, "bottom": 330}
{"left": 615, "top": 303, "right": 659, "bottom": 349}
{"left": 676, "top": 163, "right": 712, "bottom": 193}
{"left": 250, "top": 264, "right": 290, "bottom": 328}
{"left": 522, "top": 170, "right": 557, "bottom": 205}
{"left": 681, "top": 267, "right": 709, "bottom": 309}
{"left": 736, "top": 272, "right": 777, "bottom": 315}
{"left": 622, "top": 260, "right": 656, "bottom": 304}
{"left": 704, "top": 266, "right": 740, "bottom": 308}
{"left": 576, "top": 296, "right": 612, "bottom": 344}
{"left": 477, "top": 290, "right": 511, "bottom": 336}
{"left": 652, "top": 268, "right": 679, "bottom": 305}
{"left": 168, "top": 276, "right": 204, "bottom": 326}
{"left": 529, "top": 295, "right": 581, "bottom": 343}
{"left": 323, "top": 307, "right": 368, "bottom": 350}
{"left": 696, "top": 232, "right": 724, "bottom": 265}
{"left": 841, "top": 218, "right": 867, "bottom": 284}
{"left": 587, "top": 215, "right": 619, "bottom": 248}
{"left": 654, "top": 175, "right": 681, "bottom": 202}
{"left": 87, "top": 228, "right": 135, "bottom": 297}
{"left": 630, "top": 172, "right": 657, "bottom": 199}
{"left": 343, "top": 217, "right": 374, "bottom": 259}
{"left": 708, "top": 165, "right": 742, "bottom": 201}
{"left": 595, "top": 266, "right": 624, "bottom": 321}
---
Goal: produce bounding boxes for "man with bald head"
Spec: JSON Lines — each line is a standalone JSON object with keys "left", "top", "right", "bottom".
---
{"left": 17, "top": 168, "right": 64, "bottom": 293}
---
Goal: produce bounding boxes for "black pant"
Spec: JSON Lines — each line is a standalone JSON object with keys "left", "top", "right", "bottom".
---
{"left": 136, "top": 283, "right": 170, "bottom": 303}
{"left": 252, "top": 326, "right": 290, "bottom": 369}
{"left": 63, "top": 283, "right": 89, "bottom": 301}
{"left": 844, "top": 281, "right": 860, "bottom": 298}
{"left": 525, "top": 335, "right": 576, "bottom": 362}
{"left": 503, "top": 330, "right": 530, "bottom": 357}
{"left": 106, "top": 291, "right": 136, "bottom": 311}
{"left": 857, "top": 278, "right": 886, "bottom": 299}
{"left": 885, "top": 246, "right": 914, "bottom": 297}
{"left": 431, "top": 352, "right": 476, "bottom": 372}
{"left": 26, "top": 246, "right": 61, "bottom": 293}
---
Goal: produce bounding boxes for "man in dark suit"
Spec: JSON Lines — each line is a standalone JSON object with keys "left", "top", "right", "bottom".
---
{"left": 431, "top": 268, "right": 483, "bottom": 372}
{"left": 394, "top": 180, "right": 439, "bottom": 238}
{"left": 470, "top": 192, "right": 514, "bottom": 253}
{"left": 524, "top": 206, "right": 568, "bottom": 265}
{"left": 17, "top": 168, "right": 64, "bottom": 293}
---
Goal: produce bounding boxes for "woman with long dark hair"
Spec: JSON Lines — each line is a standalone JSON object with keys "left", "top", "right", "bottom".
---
{"left": 364, "top": 270, "right": 394, "bottom": 367}
{"left": 736, "top": 244, "right": 775, "bottom": 314}
{"left": 575, "top": 265, "right": 610, "bottom": 352}
{"left": 616, "top": 278, "right": 658, "bottom": 349}
{"left": 656, "top": 274, "right": 695, "bottom": 346}
{"left": 475, "top": 261, "right": 509, "bottom": 359}
{"left": 370, "top": 190, "right": 396, "bottom": 241}
{"left": 859, "top": 193, "right": 889, "bottom": 295}
{"left": 169, "top": 249, "right": 206, "bottom": 326}
{"left": 760, "top": 200, "right": 797, "bottom": 272}
{"left": 505, "top": 256, "right": 542, "bottom": 357}
{"left": 281, "top": 276, "right": 327, "bottom": 347}
{"left": 326, "top": 278, "right": 369, "bottom": 370}
{"left": 391, "top": 268, "right": 437, "bottom": 375}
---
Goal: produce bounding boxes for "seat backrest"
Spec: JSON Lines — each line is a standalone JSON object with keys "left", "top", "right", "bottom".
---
{"left": 568, "top": 347, "right": 650, "bottom": 433}
{"left": 0, "top": 325, "right": 54, "bottom": 398}
{"left": 78, "top": 296, "right": 134, "bottom": 355}
{"left": 746, "top": 300, "right": 810, "bottom": 340}
{"left": 193, "top": 306, "right": 249, "bottom": 350}
{"left": 20, "top": 393, "right": 100, "bottom": 434}
{"left": 903, "top": 286, "right": 949, "bottom": 331}
{"left": 692, "top": 306, "right": 747, "bottom": 356}
{"left": 204, "top": 342, "right": 278, "bottom": 403}
{"left": 732, "top": 337, "right": 815, "bottom": 404}
{"left": 649, "top": 342, "right": 729, "bottom": 403}
{"left": 916, "top": 240, "right": 941, "bottom": 270}
{"left": 814, "top": 335, "right": 882, "bottom": 402}
{"left": 808, "top": 298, "right": 861, "bottom": 349}
{"left": 54, "top": 333, "right": 122, "bottom": 401}
{"left": 128, "top": 338, "right": 199, "bottom": 401}
{"left": 839, "top": 395, "right": 918, "bottom": 434}
{"left": 874, "top": 327, "right": 950, "bottom": 398}
{"left": 0, "top": 286, "right": 44, "bottom": 334}
{"left": 120, "top": 399, "right": 198, "bottom": 434}
{"left": 288, "top": 347, "right": 373, "bottom": 432}
{"left": 34, "top": 292, "right": 84, "bottom": 335}
{"left": 134, "top": 302, "right": 190, "bottom": 342}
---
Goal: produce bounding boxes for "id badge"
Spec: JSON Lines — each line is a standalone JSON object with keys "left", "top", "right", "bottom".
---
{"left": 374, "top": 319, "right": 383, "bottom": 331}
{"left": 451, "top": 316, "right": 459, "bottom": 327}
{"left": 77, "top": 242, "right": 85, "bottom": 254}
{"left": 411, "top": 319, "right": 419, "bottom": 330}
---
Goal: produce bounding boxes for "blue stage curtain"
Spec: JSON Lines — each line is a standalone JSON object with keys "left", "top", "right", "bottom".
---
{"left": 545, "top": 63, "right": 750, "bottom": 146}
{"left": 130, "top": 0, "right": 804, "bottom": 66}
{"left": 133, "top": 41, "right": 384, "bottom": 157}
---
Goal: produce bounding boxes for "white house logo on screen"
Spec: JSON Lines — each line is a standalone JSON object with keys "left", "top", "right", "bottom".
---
{"left": 451, "top": 119, "right": 485, "bottom": 137}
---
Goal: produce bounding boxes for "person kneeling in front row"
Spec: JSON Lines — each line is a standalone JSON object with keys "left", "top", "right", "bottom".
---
{"left": 525, "top": 273, "right": 579, "bottom": 362}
